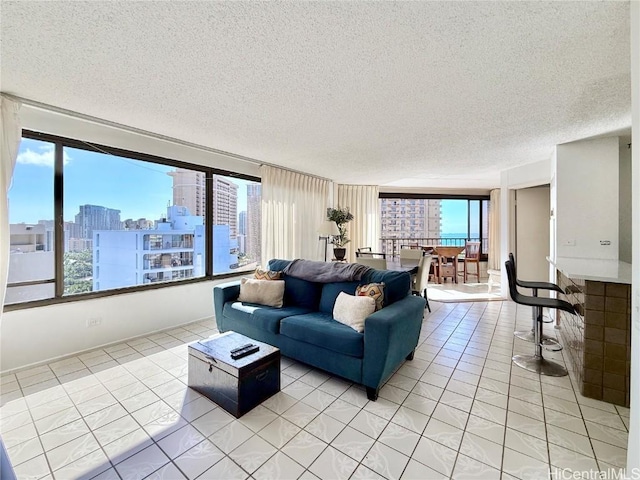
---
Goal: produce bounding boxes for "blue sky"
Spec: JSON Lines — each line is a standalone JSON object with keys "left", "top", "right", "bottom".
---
{"left": 9, "top": 138, "right": 252, "bottom": 224}
{"left": 11, "top": 138, "right": 478, "bottom": 236}
{"left": 440, "top": 200, "right": 469, "bottom": 235}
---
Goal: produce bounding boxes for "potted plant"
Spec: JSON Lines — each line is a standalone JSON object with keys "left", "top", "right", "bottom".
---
{"left": 327, "top": 206, "right": 353, "bottom": 261}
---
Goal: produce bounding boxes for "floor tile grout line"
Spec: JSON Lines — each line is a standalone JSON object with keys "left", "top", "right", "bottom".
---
{"left": 2, "top": 305, "right": 629, "bottom": 480}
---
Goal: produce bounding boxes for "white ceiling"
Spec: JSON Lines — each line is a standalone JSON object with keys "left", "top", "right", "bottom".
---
{"left": 0, "top": 1, "right": 631, "bottom": 189}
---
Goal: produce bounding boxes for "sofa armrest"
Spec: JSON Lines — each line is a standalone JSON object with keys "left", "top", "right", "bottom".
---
{"left": 213, "top": 281, "right": 241, "bottom": 331}
{"left": 362, "top": 294, "right": 425, "bottom": 390}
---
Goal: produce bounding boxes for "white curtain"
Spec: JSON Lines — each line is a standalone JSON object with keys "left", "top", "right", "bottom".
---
{"left": 0, "top": 97, "right": 22, "bottom": 316}
{"left": 488, "top": 188, "right": 501, "bottom": 270}
{"left": 337, "top": 185, "right": 380, "bottom": 263}
{"left": 261, "top": 165, "right": 329, "bottom": 262}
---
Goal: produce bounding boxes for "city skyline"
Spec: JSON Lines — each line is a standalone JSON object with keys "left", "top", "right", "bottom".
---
{"left": 11, "top": 138, "right": 477, "bottom": 237}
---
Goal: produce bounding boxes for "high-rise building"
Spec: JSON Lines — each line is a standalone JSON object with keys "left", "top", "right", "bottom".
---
{"left": 75, "top": 204, "right": 122, "bottom": 240}
{"left": 380, "top": 198, "right": 441, "bottom": 253}
{"left": 212, "top": 175, "right": 238, "bottom": 238}
{"left": 238, "top": 211, "right": 247, "bottom": 236}
{"left": 167, "top": 169, "right": 206, "bottom": 217}
{"left": 167, "top": 170, "right": 239, "bottom": 239}
{"left": 246, "top": 184, "right": 261, "bottom": 264}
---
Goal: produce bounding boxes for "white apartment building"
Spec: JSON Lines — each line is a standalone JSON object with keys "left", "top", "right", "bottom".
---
{"left": 93, "top": 206, "right": 205, "bottom": 291}
{"left": 6, "top": 223, "right": 54, "bottom": 304}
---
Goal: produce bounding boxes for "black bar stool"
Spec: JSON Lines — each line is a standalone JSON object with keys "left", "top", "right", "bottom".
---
{"left": 505, "top": 259, "right": 575, "bottom": 377}
{"left": 509, "top": 253, "right": 564, "bottom": 344}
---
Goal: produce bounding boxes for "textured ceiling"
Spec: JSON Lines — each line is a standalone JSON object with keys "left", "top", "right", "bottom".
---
{"left": 0, "top": 1, "right": 631, "bottom": 189}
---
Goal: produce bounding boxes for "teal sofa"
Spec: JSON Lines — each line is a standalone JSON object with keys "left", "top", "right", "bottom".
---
{"left": 213, "top": 259, "right": 426, "bottom": 400}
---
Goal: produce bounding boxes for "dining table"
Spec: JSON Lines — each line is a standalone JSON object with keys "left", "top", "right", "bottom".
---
{"left": 385, "top": 260, "right": 419, "bottom": 275}
{"left": 432, "top": 246, "right": 465, "bottom": 283}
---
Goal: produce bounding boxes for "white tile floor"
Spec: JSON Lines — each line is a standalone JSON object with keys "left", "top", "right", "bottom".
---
{"left": 0, "top": 299, "right": 630, "bottom": 480}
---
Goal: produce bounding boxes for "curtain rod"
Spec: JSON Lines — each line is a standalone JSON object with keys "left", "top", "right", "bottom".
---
{"left": 1, "top": 92, "right": 331, "bottom": 182}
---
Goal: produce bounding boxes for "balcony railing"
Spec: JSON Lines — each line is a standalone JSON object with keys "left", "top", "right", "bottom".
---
{"left": 380, "top": 237, "right": 488, "bottom": 259}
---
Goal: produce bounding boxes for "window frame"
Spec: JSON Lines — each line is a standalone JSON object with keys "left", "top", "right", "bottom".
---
{"left": 4, "top": 130, "right": 260, "bottom": 312}
{"left": 378, "top": 192, "right": 491, "bottom": 259}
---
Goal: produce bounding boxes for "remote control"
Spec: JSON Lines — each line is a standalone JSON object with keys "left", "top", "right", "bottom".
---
{"left": 230, "top": 344, "right": 260, "bottom": 359}
{"left": 230, "top": 343, "right": 254, "bottom": 355}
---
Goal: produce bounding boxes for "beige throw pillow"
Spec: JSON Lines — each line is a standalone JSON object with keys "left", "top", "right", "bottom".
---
{"left": 332, "top": 292, "right": 375, "bottom": 333}
{"left": 238, "top": 278, "right": 285, "bottom": 307}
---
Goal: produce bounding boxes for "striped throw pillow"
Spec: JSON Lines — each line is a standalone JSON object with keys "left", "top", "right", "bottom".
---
{"left": 254, "top": 267, "right": 284, "bottom": 281}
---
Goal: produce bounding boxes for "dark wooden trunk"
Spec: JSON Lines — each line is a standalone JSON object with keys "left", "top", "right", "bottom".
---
{"left": 188, "top": 332, "right": 280, "bottom": 418}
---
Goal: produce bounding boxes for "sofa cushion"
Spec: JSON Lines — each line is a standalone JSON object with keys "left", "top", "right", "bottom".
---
{"left": 319, "top": 281, "right": 360, "bottom": 314}
{"left": 223, "top": 302, "right": 313, "bottom": 334}
{"left": 356, "top": 282, "right": 385, "bottom": 311}
{"left": 280, "top": 312, "right": 364, "bottom": 358}
{"left": 268, "top": 259, "right": 322, "bottom": 309}
{"left": 238, "top": 278, "right": 284, "bottom": 307}
{"left": 361, "top": 269, "right": 410, "bottom": 306}
{"left": 254, "top": 267, "right": 283, "bottom": 280}
{"left": 333, "top": 292, "right": 375, "bottom": 333}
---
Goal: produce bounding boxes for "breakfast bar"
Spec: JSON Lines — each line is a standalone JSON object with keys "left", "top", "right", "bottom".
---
{"left": 549, "top": 257, "right": 632, "bottom": 406}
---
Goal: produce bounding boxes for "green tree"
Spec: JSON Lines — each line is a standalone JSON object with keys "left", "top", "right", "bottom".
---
{"left": 64, "top": 250, "right": 93, "bottom": 294}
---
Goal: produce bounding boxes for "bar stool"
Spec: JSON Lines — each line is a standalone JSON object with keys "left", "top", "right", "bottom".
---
{"left": 509, "top": 253, "right": 564, "bottom": 344}
{"left": 505, "top": 259, "right": 575, "bottom": 377}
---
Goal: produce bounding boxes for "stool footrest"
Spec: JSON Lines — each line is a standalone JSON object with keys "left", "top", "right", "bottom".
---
{"left": 512, "top": 354, "right": 568, "bottom": 377}
{"left": 541, "top": 338, "right": 563, "bottom": 352}
{"left": 514, "top": 330, "right": 555, "bottom": 343}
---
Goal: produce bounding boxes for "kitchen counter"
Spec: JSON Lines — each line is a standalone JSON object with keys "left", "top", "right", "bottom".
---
{"left": 547, "top": 257, "right": 631, "bottom": 284}
{"left": 549, "top": 256, "right": 632, "bottom": 407}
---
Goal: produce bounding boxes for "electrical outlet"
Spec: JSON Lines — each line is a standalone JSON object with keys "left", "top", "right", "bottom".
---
{"left": 86, "top": 317, "right": 102, "bottom": 327}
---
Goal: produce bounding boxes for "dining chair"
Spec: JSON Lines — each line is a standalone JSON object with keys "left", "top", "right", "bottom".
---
{"left": 355, "top": 257, "right": 387, "bottom": 269}
{"left": 412, "top": 254, "right": 432, "bottom": 312}
{"left": 355, "top": 251, "right": 386, "bottom": 259}
{"left": 434, "top": 253, "right": 456, "bottom": 283}
{"left": 399, "top": 248, "right": 423, "bottom": 267}
{"left": 462, "top": 241, "right": 481, "bottom": 282}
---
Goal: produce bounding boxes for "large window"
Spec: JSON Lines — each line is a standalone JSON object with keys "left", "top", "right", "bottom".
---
{"left": 5, "top": 131, "right": 261, "bottom": 308}
{"left": 379, "top": 194, "right": 490, "bottom": 258}
{"left": 6, "top": 138, "right": 55, "bottom": 304}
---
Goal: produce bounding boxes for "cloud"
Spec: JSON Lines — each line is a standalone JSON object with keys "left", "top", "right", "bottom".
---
{"left": 17, "top": 145, "right": 71, "bottom": 167}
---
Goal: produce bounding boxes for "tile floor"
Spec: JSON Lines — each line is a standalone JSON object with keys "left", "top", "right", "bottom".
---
{"left": 0, "top": 299, "right": 630, "bottom": 480}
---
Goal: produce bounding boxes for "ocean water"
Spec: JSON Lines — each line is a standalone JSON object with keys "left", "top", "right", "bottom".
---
{"left": 439, "top": 233, "right": 481, "bottom": 246}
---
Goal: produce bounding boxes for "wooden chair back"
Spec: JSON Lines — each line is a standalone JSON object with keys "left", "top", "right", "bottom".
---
{"left": 463, "top": 241, "right": 481, "bottom": 282}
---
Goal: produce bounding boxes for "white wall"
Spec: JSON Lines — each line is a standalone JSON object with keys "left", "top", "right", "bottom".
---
{"left": 0, "top": 276, "right": 237, "bottom": 372}
{"left": 627, "top": 1, "right": 639, "bottom": 472}
{"left": 619, "top": 140, "right": 632, "bottom": 263}
{"left": 515, "top": 185, "right": 551, "bottom": 295}
{"left": 504, "top": 158, "right": 551, "bottom": 190}
{"left": 499, "top": 159, "right": 553, "bottom": 294}
{"left": 556, "top": 137, "right": 619, "bottom": 260}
